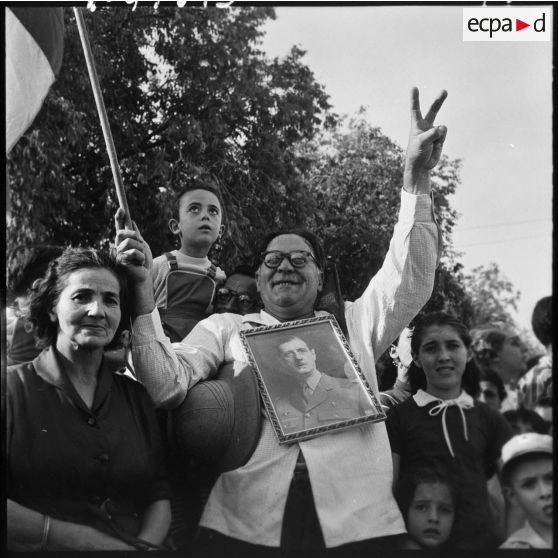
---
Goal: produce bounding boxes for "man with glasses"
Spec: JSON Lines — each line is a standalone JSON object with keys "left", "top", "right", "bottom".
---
{"left": 115, "top": 86, "right": 447, "bottom": 554}
{"left": 213, "top": 265, "right": 261, "bottom": 315}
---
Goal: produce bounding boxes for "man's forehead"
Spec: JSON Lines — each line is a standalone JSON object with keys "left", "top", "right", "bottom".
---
{"left": 226, "top": 274, "right": 256, "bottom": 294}
{"left": 179, "top": 188, "right": 221, "bottom": 208}
{"left": 280, "top": 337, "right": 309, "bottom": 351}
{"left": 266, "top": 234, "right": 314, "bottom": 254}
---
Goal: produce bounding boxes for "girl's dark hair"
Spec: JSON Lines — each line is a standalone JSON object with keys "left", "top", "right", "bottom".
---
{"left": 258, "top": 229, "right": 326, "bottom": 271}
{"left": 25, "top": 247, "right": 131, "bottom": 350}
{"left": 396, "top": 466, "right": 459, "bottom": 530}
{"left": 408, "top": 312, "right": 480, "bottom": 397}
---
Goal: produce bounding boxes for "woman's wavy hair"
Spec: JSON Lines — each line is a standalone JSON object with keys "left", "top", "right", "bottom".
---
{"left": 408, "top": 312, "right": 480, "bottom": 397}
{"left": 470, "top": 327, "right": 508, "bottom": 368}
{"left": 25, "top": 247, "right": 131, "bottom": 350}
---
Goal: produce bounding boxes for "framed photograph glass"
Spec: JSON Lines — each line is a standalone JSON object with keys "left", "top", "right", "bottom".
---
{"left": 240, "top": 315, "right": 386, "bottom": 444}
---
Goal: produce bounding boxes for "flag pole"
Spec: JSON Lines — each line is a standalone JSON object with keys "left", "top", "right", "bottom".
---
{"left": 73, "top": 7, "right": 133, "bottom": 229}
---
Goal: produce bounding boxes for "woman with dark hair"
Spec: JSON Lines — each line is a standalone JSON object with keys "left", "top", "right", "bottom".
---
{"left": 386, "top": 312, "right": 513, "bottom": 549}
{"left": 7, "top": 247, "right": 171, "bottom": 551}
{"left": 406, "top": 313, "right": 481, "bottom": 398}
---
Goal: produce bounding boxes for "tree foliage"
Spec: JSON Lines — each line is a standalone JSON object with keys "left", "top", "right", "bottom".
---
{"left": 7, "top": 6, "right": 523, "bottom": 334}
{"left": 461, "top": 262, "right": 521, "bottom": 329}
{"left": 7, "top": 6, "right": 332, "bottom": 265}
{"left": 297, "top": 110, "right": 474, "bottom": 326}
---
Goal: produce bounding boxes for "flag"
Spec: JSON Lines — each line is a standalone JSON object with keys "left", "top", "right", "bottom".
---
{"left": 5, "top": 7, "right": 64, "bottom": 154}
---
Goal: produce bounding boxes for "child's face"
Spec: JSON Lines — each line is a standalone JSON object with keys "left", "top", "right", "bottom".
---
{"left": 414, "top": 325, "right": 471, "bottom": 399}
{"left": 478, "top": 380, "right": 501, "bottom": 411}
{"left": 406, "top": 481, "right": 455, "bottom": 549}
{"left": 170, "top": 189, "right": 223, "bottom": 255}
{"left": 506, "top": 456, "right": 553, "bottom": 529}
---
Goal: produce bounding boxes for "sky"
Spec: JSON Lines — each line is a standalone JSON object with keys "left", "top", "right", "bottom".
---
{"left": 261, "top": 5, "right": 553, "bottom": 329}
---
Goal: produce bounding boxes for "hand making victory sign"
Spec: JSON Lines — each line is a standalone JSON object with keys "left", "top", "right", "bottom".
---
{"left": 403, "top": 86, "right": 448, "bottom": 195}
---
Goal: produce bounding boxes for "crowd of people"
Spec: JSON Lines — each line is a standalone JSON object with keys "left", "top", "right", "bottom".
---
{"left": 5, "top": 87, "right": 553, "bottom": 554}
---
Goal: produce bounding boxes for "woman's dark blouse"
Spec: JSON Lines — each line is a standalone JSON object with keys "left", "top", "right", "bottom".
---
{"left": 7, "top": 346, "right": 171, "bottom": 527}
{"left": 386, "top": 396, "right": 513, "bottom": 549}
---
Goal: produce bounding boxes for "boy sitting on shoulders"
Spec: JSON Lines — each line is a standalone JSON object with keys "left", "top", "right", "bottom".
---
{"left": 153, "top": 175, "right": 226, "bottom": 341}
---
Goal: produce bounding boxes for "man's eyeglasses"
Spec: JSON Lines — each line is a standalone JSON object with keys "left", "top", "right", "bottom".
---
{"left": 260, "top": 250, "right": 318, "bottom": 269}
{"left": 216, "top": 287, "right": 255, "bottom": 308}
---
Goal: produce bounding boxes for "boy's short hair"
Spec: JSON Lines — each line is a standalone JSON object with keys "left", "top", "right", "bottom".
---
{"left": 172, "top": 175, "right": 224, "bottom": 220}
{"left": 500, "top": 433, "right": 552, "bottom": 486}
{"left": 395, "top": 465, "right": 459, "bottom": 527}
{"left": 502, "top": 408, "right": 549, "bottom": 435}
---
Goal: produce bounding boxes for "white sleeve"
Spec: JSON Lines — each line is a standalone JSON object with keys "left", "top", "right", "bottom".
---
{"left": 345, "top": 189, "right": 440, "bottom": 360}
{"left": 151, "top": 255, "right": 168, "bottom": 308}
{"left": 130, "top": 308, "right": 231, "bottom": 409}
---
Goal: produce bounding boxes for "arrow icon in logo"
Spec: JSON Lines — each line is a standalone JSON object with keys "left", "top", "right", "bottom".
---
{"left": 516, "top": 19, "right": 530, "bottom": 31}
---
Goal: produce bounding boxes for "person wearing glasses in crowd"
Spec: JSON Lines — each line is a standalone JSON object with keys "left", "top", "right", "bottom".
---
{"left": 115, "top": 86, "right": 447, "bottom": 555}
{"left": 213, "top": 265, "right": 261, "bottom": 315}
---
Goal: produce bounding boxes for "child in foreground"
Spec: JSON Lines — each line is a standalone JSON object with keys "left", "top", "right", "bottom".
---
{"left": 396, "top": 469, "right": 456, "bottom": 549}
{"left": 499, "top": 433, "right": 553, "bottom": 549}
{"left": 152, "top": 177, "right": 226, "bottom": 341}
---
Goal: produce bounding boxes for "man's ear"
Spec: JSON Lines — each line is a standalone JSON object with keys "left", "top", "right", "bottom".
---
{"left": 255, "top": 268, "right": 261, "bottom": 293}
{"left": 317, "top": 270, "right": 324, "bottom": 293}
{"left": 168, "top": 219, "right": 180, "bottom": 236}
{"left": 503, "top": 485, "right": 517, "bottom": 507}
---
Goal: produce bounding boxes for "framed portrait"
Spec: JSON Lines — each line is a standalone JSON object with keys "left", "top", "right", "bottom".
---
{"left": 240, "top": 315, "right": 386, "bottom": 444}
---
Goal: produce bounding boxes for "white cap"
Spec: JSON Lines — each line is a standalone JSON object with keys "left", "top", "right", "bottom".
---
{"left": 499, "top": 433, "right": 553, "bottom": 475}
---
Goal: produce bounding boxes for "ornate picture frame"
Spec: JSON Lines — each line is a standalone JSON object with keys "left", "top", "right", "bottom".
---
{"left": 240, "top": 315, "right": 386, "bottom": 444}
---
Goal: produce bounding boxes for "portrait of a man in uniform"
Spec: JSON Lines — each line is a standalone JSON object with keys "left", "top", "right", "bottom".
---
{"left": 273, "top": 335, "right": 376, "bottom": 435}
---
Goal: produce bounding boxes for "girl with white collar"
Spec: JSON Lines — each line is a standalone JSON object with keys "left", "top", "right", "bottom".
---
{"left": 386, "top": 312, "right": 513, "bottom": 550}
